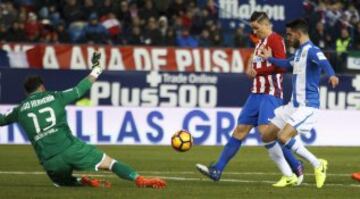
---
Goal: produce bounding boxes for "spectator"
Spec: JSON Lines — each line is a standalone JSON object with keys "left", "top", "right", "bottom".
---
{"left": 199, "top": 29, "right": 212, "bottom": 47}
{"left": 353, "top": 22, "right": 360, "bottom": 50}
{"left": 325, "top": 3, "right": 342, "bottom": 27}
{"left": 164, "top": 28, "right": 176, "bottom": 46}
{"left": 81, "top": 13, "right": 109, "bottom": 44}
{"left": 211, "top": 33, "right": 222, "bottom": 46}
{"left": 336, "top": 28, "right": 352, "bottom": 55}
{"left": 344, "top": 5, "right": 359, "bottom": 26}
{"left": 173, "top": 15, "right": 183, "bottom": 36}
{"left": 204, "top": 0, "right": 217, "bottom": 21}
{"left": 62, "top": 0, "right": 85, "bottom": 23}
{"left": 167, "top": 0, "right": 186, "bottom": 18}
{"left": 233, "top": 25, "right": 249, "bottom": 48}
{"left": 139, "top": 0, "right": 158, "bottom": 25}
{"left": 0, "top": 24, "right": 7, "bottom": 42}
{"left": 176, "top": 28, "right": 198, "bottom": 47}
{"left": 128, "top": 26, "right": 143, "bottom": 45}
{"left": 129, "top": 2, "right": 139, "bottom": 18}
{"left": 336, "top": 28, "right": 352, "bottom": 72}
{"left": 6, "top": 21, "right": 27, "bottom": 42}
{"left": 55, "top": 21, "right": 70, "bottom": 43}
{"left": 182, "top": 9, "right": 193, "bottom": 29}
{"left": 117, "top": 1, "right": 132, "bottom": 33}
{"left": 101, "top": 13, "right": 121, "bottom": 43}
{"left": 24, "top": 12, "right": 41, "bottom": 42}
{"left": 38, "top": 2, "right": 62, "bottom": 25}
{"left": 143, "top": 17, "right": 162, "bottom": 46}
{"left": 0, "top": 2, "right": 18, "bottom": 30}
{"left": 98, "top": 0, "right": 114, "bottom": 18}
{"left": 83, "top": 0, "right": 98, "bottom": 20}
{"left": 158, "top": 16, "right": 168, "bottom": 39}
{"left": 39, "top": 19, "right": 57, "bottom": 43}
{"left": 311, "top": 22, "right": 333, "bottom": 49}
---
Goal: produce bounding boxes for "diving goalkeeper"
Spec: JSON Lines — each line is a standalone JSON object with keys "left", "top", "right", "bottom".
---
{"left": 0, "top": 52, "right": 166, "bottom": 189}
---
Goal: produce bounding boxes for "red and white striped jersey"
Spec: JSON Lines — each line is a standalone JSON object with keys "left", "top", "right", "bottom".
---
{"left": 251, "top": 32, "right": 286, "bottom": 98}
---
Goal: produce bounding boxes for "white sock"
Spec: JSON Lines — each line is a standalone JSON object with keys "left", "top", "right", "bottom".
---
{"left": 265, "top": 141, "right": 293, "bottom": 177}
{"left": 285, "top": 138, "right": 320, "bottom": 168}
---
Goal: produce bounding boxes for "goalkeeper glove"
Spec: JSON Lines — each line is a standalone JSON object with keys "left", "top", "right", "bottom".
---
{"left": 90, "top": 51, "right": 103, "bottom": 78}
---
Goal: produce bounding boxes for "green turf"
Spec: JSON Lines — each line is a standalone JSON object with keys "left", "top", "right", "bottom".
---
{"left": 0, "top": 145, "right": 360, "bottom": 199}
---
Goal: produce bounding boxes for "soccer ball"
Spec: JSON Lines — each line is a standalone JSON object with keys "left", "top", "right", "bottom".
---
{"left": 171, "top": 130, "right": 193, "bottom": 152}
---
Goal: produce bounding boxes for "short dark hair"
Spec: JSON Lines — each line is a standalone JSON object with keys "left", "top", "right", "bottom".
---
{"left": 24, "top": 76, "right": 44, "bottom": 94}
{"left": 286, "top": 19, "right": 309, "bottom": 34}
{"left": 250, "top": 11, "right": 269, "bottom": 22}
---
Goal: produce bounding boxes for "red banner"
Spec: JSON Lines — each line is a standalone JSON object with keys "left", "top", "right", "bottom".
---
{"left": 0, "top": 43, "right": 253, "bottom": 73}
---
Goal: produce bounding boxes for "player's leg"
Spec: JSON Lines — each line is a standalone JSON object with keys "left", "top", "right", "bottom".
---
{"left": 278, "top": 124, "right": 320, "bottom": 167}
{"left": 196, "top": 94, "right": 258, "bottom": 181}
{"left": 261, "top": 122, "right": 297, "bottom": 187}
{"left": 213, "top": 124, "right": 252, "bottom": 172}
{"left": 66, "top": 140, "right": 166, "bottom": 189}
{"left": 277, "top": 108, "right": 327, "bottom": 188}
{"left": 46, "top": 170, "right": 82, "bottom": 187}
{"left": 43, "top": 154, "right": 85, "bottom": 187}
{"left": 257, "top": 95, "right": 304, "bottom": 184}
{"left": 196, "top": 124, "right": 252, "bottom": 181}
{"left": 97, "top": 155, "right": 166, "bottom": 188}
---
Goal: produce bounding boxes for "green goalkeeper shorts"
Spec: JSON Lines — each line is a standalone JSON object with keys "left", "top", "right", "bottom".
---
{"left": 42, "top": 139, "right": 105, "bottom": 173}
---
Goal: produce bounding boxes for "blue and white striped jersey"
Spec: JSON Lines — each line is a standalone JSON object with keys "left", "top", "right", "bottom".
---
{"left": 268, "top": 41, "right": 335, "bottom": 108}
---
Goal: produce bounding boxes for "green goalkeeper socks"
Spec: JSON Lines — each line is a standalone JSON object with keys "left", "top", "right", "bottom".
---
{"left": 110, "top": 160, "right": 139, "bottom": 181}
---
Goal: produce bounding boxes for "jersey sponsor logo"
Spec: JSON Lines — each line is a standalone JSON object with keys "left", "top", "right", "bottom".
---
{"left": 34, "top": 128, "right": 58, "bottom": 142}
{"left": 316, "top": 52, "right": 327, "bottom": 60}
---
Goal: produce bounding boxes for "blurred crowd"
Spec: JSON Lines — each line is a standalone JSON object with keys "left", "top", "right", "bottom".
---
{"left": 303, "top": 0, "right": 360, "bottom": 72}
{"left": 305, "top": 0, "right": 360, "bottom": 51}
{"left": 0, "top": 0, "right": 359, "bottom": 53}
{"left": 0, "top": 0, "right": 240, "bottom": 47}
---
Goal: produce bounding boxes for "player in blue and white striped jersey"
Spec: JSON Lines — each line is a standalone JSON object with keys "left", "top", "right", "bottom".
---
{"left": 258, "top": 19, "right": 339, "bottom": 188}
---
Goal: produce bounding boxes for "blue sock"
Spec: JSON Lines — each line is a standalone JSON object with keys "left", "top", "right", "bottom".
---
{"left": 214, "top": 137, "right": 242, "bottom": 171}
{"left": 280, "top": 140, "right": 301, "bottom": 173}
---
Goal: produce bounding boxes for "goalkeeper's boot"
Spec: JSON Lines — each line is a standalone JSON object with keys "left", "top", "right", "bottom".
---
{"left": 272, "top": 174, "right": 298, "bottom": 187}
{"left": 293, "top": 160, "right": 304, "bottom": 186}
{"left": 314, "top": 159, "right": 328, "bottom": 188}
{"left": 81, "top": 176, "right": 111, "bottom": 188}
{"left": 135, "top": 176, "right": 167, "bottom": 189}
{"left": 351, "top": 172, "right": 360, "bottom": 182}
{"left": 196, "top": 163, "right": 222, "bottom": 181}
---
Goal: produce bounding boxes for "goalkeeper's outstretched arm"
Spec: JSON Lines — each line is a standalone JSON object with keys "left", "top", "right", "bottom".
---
{"left": 59, "top": 52, "right": 103, "bottom": 105}
{"left": 0, "top": 107, "right": 18, "bottom": 126}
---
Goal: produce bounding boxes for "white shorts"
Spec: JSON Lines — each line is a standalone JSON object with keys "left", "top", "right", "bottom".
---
{"left": 270, "top": 103, "right": 318, "bottom": 134}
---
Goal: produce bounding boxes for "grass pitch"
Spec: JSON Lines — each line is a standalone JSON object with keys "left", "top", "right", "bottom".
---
{"left": 0, "top": 145, "right": 360, "bottom": 199}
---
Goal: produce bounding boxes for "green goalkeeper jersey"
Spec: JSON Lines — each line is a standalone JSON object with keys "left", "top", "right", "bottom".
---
{"left": 0, "top": 78, "right": 92, "bottom": 162}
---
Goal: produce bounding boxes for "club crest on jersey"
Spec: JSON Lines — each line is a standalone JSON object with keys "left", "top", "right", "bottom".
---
{"left": 253, "top": 56, "right": 264, "bottom": 63}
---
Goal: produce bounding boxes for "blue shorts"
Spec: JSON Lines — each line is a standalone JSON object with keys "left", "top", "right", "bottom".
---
{"left": 238, "top": 94, "right": 283, "bottom": 126}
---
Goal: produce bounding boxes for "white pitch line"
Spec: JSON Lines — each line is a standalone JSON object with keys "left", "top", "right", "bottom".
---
{"left": 0, "top": 171, "right": 359, "bottom": 188}
{"left": 138, "top": 171, "right": 352, "bottom": 177}
{"left": 0, "top": 170, "right": 352, "bottom": 177}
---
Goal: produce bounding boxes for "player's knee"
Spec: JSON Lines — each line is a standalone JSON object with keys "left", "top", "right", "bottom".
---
{"left": 277, "top": 132, "right": 291, "bottom": 144}
{"left": 261, "top": 132, "right": 276, "bottom": 143}
{"left": 232, "top": 125, "right": 250, "bottom": 140}
{"left": 259, "top": 125, "right": 277, "bottom": 143}
{"left": 98, "top": 155, "right": 114, "bottom": 170}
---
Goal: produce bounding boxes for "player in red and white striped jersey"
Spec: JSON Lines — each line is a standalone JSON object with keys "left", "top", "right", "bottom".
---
{"left": 196, "top": 12, "right": 304, "bottom": 185}
{"left": 251, "top": 31, "right": 286, "bottom": 98}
